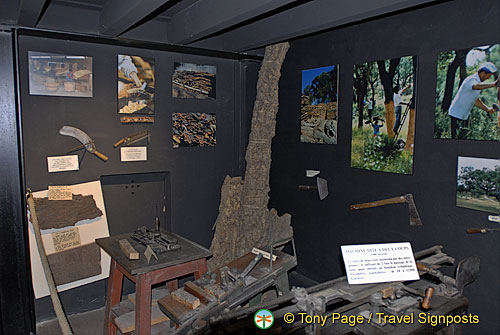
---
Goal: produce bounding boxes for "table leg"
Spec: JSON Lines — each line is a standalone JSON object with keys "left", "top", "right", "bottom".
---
{"left": 105, "top": 259, "right": 124, "bottom": 335}
{"left": 135, "top": 274, "right": 152, "bottom": 335}
{"left": 193, "top": 258, "right": 208, "bottom": 279}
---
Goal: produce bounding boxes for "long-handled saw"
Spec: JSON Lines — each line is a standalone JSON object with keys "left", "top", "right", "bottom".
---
{"left": 350, "top": 193, "right": 422, "bottom": 226}
{"left": 59, "top": 126, "right": 108, "bottom": 161}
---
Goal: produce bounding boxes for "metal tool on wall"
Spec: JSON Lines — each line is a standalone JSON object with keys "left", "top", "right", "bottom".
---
{"left": 113, "top": 130, "right": 151, "bottom": 147}
{"left": 298, "top": 177, "right": 329, "bottom": 200}
{"left": 466, "top": 227, "right": 500, "bottom": 234}
{"left": 350, "top": 193, "right": 422, "bottom": 226}
{"left": 59, "top": 126, "right": 108, "bottom": 161}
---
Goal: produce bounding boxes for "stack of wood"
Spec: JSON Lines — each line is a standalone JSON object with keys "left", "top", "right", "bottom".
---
{"left": 172, "top": 71, "right": 214, "bottom": 95}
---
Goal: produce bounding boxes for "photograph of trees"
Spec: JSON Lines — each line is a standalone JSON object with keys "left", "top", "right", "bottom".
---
{"left": 434, "top": 44, "right": 499, "bottom": 141}
{"left": 351, "top": 55, "right": 416, "bottom": 175}
{"left": 301, "top": 65, "right": 338, "bottom": 144}
{"left": 457, "top": 156, "right": 499, "bottom": 214}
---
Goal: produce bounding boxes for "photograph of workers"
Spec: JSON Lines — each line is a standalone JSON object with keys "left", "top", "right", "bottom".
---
{"left": 300, "top": 65, "right": 338, "bottom": 144}
{"left": 434, "top": 44, "right": 499, "bottom": 141}
{"left": 351, "top": 55, "right": 417, "bottom": 175}
{"left": 117, "top": 54, "right": 155, "bottom": 114}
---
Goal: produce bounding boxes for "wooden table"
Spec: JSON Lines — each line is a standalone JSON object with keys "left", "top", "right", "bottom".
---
{"left": 96, "top": 231, "right": 212, "bottom": 335}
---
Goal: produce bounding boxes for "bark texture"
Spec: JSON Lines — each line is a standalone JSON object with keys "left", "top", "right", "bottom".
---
{"left": 33, "top": 194, "right": 103, "bottom": 229}
{"left": 208, "top": 42, "right": 293, "bottom": 271}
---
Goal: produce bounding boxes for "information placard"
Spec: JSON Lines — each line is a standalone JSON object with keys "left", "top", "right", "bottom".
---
{"left": 120, "top": 147, "right": 147, "bottom": 162}
{"left": 341, "top": 242, "right": 419, "bottom": 284}
{"left": 47, "top": 155, "right": 79, "bottom": 172}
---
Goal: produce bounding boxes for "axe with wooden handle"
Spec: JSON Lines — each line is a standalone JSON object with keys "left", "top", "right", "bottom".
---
{"left": 350, "top": 193, "right": 422, "bottom": 226}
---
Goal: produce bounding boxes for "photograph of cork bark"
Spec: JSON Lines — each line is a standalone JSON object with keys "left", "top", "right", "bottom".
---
{"left": 28, "top": 52, "right": 93, "bottom": 97}
{"left": 300, "top": 65, "right": 338, "bottom": 144}
{"left": 172, "top": 62, "right": 216, "bottom": 99}
{"left": 434, "top": 44, "right": 499, "bottom": 141}
{"left": 172, "top": 112, "right": 216, "bottom": 148}
{"left": 118, "top": 54, "right": 155, "bottom": 115}
{"left": 351, "top": 55, "right": 417, "bottom": 175}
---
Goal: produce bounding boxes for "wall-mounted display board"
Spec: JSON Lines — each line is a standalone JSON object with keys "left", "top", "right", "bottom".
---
{"left": 172, "top": 62, "right": 216, "bottom": 99}
{"left": 351, "top": 55, "right": 417, "bottom": 175}
{"left": 456, "top": 156, "right": 499, "bottom": 214}
{"left": 118, "top": 55, "right": 155, "bottom": 115}
{"left": 172, "top": 112, "right": 216, "bottom": 148}
{"left": 300, "top": 65, "right": 338, "bottom": 144}
{"left": 434, "top": 44, "right": 499, "bottom": 141}
{"left": 28, "top": 51, "right": 92, "bottom": 97}
{"left": 28, "top": 180, "right": 111, "bottom": 298}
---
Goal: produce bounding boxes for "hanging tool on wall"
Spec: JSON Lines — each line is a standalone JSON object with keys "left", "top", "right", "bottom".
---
{"left": 59, "top": 126, "right": 108, "bottom": 161}
{"left": 113, "top": 130, "right": 151, "bottom": 148}
{"left": 466, "top": 227, "right": 500, "bottom": 234}
{"left": 26, "top": 189, "right": 73, "bottom": 335}
{"left": 350, "top": 193, "right": 422, "bottom": 226}
{"left": 298, "top": 177, "right": 329, "bottom": 200}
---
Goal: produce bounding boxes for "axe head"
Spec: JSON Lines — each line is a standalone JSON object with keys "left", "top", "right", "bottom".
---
{"left": 316, "top": 177, "right": 328, "bottom": 200}
{"left": 405, "top": 194, "right": 422, "bottom": 226}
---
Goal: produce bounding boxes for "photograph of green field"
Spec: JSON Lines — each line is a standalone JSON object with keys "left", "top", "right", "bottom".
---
{"left": 351, "top": 55, "right": 416, "bottom": 174}
{"left": 457, "top": 156, "right": 499, "bottom": 214}
{"left": 434, "top": 44, "right": 499, "bottom": 141}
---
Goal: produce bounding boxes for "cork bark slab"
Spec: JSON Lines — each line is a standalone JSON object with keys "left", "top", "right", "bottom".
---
{"left": 33, "top": 194, "right": 103, "bottom": 229}
{"left": 47, "top": 243, "right": 101, "bottom": 285}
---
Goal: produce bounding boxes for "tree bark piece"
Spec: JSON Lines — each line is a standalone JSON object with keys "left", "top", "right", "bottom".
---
{"left": 208, "top": 42, "right": 293, "bottom": 271}
{"left": 33, "top": 194, "right": 103, "bottom": 229}
{"left": 47, "top": 243, "right": 101, "bottom": 286}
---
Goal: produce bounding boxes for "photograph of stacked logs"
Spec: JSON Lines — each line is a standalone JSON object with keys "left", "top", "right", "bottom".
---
{"left": 172, "top": 62, "right": 216, "bottom": 99}
{"left": 172, "top": 112, "right": 216, "bottom": 148}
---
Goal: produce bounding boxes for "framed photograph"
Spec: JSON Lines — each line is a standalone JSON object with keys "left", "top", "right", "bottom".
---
{"left": 118, "top": 54, "right": 155, "bottom": 114}
{"left": 351, "top": 55, "right": 417, "bottom": 175}
{"left": 172, "top": 112, "right": 216, "bottom": 148}
{"left": 172, "top": 62, "right": 216, "bottom": 99}
{"left": 301, "top": 65, "right": 338, "bottom": 144}
{"left": 434, "top": 44, "right": 499, "bottom": 141}
{"left": 28, "top": 51, "right": 93, "bottom": 97}
{"left": 457, "top": 156, "right": 499, "bottom": 214}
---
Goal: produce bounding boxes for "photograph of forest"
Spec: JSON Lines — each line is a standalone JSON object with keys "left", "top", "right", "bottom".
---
{"left": 301, "top": 65, "right": 338, "bottom": 144}
{"left": 434, "top": 44, "right": 499, "bottom": 141}
{"left": 351, "top": 55, "right": 417, "bottom": 175}
{"left": 457, "top": 156, "right": 499, "bottom": 214}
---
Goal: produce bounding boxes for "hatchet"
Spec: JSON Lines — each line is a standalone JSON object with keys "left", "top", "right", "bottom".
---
{"left": 298, "top": 177, "right": 329, "bottom": 200}
{"left": 350, "top": 193, "right": 422, "bottom": 226}
{"left": 59, "top": 126, "right": 108, "bottom": 161}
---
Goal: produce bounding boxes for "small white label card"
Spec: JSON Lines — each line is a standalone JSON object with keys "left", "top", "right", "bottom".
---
{"left": 48, "top": 185, "right": 73, "bottom": 200}
{"left": 52, "top": 227, "right": 81, "bottom": 252}
{"left": 341, "top": 242, "right": 419, "bottom": 284}
{"left": 47, "top": 155, "right": 79, "bottom": 173}
{"left": 121, "top": 147, "right": 147, "bottom": 162}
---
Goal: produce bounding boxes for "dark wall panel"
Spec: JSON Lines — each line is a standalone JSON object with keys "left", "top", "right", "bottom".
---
{"left": 271, "top": 0, "right": 499, "bottom": 333}
{"left": 18, "top": 35, "right": 253, "bottom": 320}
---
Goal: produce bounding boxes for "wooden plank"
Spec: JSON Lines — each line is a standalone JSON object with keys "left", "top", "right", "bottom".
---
{"left": 119, "top": 239, "right": 139, "bottom": 260}
{"left": 183, "top": 281, "right": 215, "bottom": 305}
{"left": 114, "top": 303, "right": 168, "bottom": 334}
{"left": 171, "top": 288, "right": 200, "bottom": 309}
{"left": 158, "top": 295, "right": 190, "bottom": 325}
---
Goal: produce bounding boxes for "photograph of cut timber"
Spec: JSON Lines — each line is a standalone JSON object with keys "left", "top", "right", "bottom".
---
{"left": 172, "top": 62, "right": 216, "bottom": 99}
{"left": 28, "top": 52, "right": 92, "bottom": 97}
{"left": 434, "top": 44, "right": 500, "bottom": 141}
{"left": 300, "top": 65, "right": 338, "bottom": 144}
{"left": 117, "top": 54, "right": 155, "bottom": 114}
{"left": 172, "top": 112, "right": 216, "bottom": 148}
{"left": 351, "top": 55, "right": 417, "bottom": 175}
{"left": 456, "top": 156, "right": 499, "bottom": 214}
